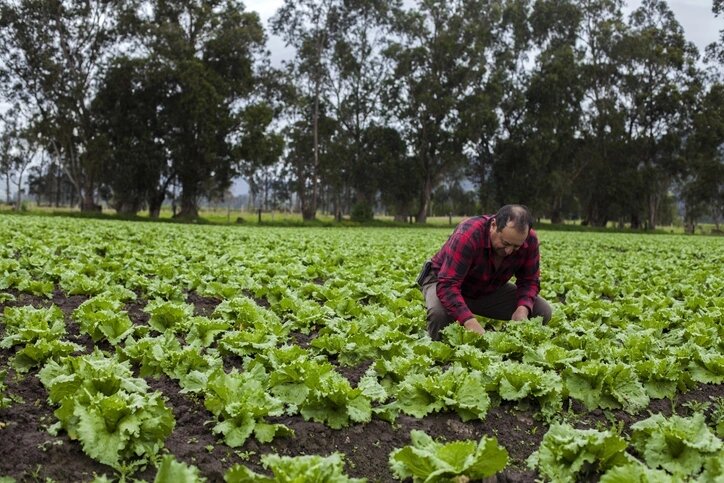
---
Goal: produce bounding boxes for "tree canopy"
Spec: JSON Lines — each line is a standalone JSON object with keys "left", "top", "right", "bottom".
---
{"left": 0, "top": 0, "right": 721, "bottom": 228}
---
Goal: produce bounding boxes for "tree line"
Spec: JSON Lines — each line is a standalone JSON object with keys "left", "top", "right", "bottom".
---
{"left": 0, "top": 0, "right": 722, "bottom": 230}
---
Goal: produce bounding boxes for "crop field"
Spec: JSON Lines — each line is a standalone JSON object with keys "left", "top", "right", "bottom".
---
{"left": 0, "top": 214, "right": 722, "bottom": 482}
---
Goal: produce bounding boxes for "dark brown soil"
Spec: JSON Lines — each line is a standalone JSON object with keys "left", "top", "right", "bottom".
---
{"left": 1, "top": 289, "right": 722, "bottom": 483}
{"left": 185, "top": 292, "right": 221, "bottom": 317}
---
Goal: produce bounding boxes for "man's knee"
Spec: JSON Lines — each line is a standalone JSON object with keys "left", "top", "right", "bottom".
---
{"left": 533, "top": 297, "right": 553, "bottom": 323}
{"left": 426, "top": 305, "right": 452, "bottom": 340}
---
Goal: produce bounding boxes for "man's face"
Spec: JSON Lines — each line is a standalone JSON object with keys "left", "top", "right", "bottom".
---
{"left": 490, "top": 219, "right": 528, "bottom": 257}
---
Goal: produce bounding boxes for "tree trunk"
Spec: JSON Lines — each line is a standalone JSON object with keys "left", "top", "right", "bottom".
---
{"left": 416, "top": 176, "right": 432, "bottom": 224}
{"left": 550, "top": 195, "right": 564, "bottom": 224}
{"left": 5, "top": 174, "right": 10, "bottom": 204}
{"left": 14, "top": 179, "right": 22, "bottom": 211}
{"left": 647, "top": 193, "right": 658, "bottom": 231}
{"left": 175, "top": 190, "right": 198, "bottom": 219}
{"left": 54, "top": 169, "right": 61, "bottom": 207}
{"left": 148, "top": 190, "right": 165, "bottom": 219}
{"left": 79, "top": 174, "right": 101, "bottom": 212}
{"left": 302, "top": 201, "right": 316, "bottom": 221}
{"left": 310, "top": 77, "right": 320, "bottom": 222}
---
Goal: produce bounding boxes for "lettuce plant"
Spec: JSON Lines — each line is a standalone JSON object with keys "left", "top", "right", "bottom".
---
{"left": 38, "top": 350, "right": 175, "bottom": 472}
{"left": 225, "top": 453, "right": 364, "bottom": 483}
{"left": 526, "top": 423, "right": 629, "bottom": 483}
{"left": 73, "top": 295, "right": 133, "bottom": 345}
{"left": 389, "top": 430, "right": 508, "bottom": 482}
{"left": 1, "top": 305, "right": 80, "bottom": 372}
{"left": 630, "top": 413, "right": 723, "bottom": 478}
{"left": 202, "top": 365, "right": 292, "bottom": 447}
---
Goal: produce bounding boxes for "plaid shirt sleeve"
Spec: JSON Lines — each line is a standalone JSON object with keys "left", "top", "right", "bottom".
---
{"left": 515, "top": 230, "right": 541, "bottom": 312}
{"left": 435, "top": 223, "right": 479, "bottom": 323}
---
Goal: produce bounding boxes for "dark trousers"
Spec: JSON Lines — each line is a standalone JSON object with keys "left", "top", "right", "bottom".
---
{"left": 420, "top": 275, "right": 553, "bottom": 341}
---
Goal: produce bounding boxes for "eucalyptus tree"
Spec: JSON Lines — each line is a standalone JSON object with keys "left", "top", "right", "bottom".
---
{"left": 678, "top": 82, "right": 724, "bottom": 232}
{"left": 321, "top": 0, "right": 400, "bottom": 220}
{"left": 0, "top": 113, "right": 41, "bottom": 210}
{"left": 91, "top": 56, "right": 170, "bottom": 216}
{"left": 574, "top": 0, "right": 633, "bottom": 227}
{"left": 494, "top": 0, "right": 585, "bottom": 222}
{"left": 119, "top": 0, "right": 268, "bottom": 219}
{"left": 385, "top": 0, "right": 494, "bottom": 223}
{"left": 457, "top": 0, "right": 532, "bottom": 214}
{"left": 0, "top": 0, "right": 124, "bottom": 211}
{"left": 233, "top": 99, "right": 284, "bottom": 212}
{"left": 271, "top": 0, "right": 342, "bottom": 220}
{"left": 372, "top": 125, "right": 420, "bottom": 221}
{"left": 0, "top": 120, "right": 14, "bottom": 204}
{"left": 706, "top": 0, "right": 724, "bottom": 65}
{"left": 617, "top": 0, "right": 700, "bottom": 229}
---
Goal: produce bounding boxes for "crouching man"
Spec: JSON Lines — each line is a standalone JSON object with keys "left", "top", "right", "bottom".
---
{"left": 418, "top": 204, "right": 552, "bottom": 340}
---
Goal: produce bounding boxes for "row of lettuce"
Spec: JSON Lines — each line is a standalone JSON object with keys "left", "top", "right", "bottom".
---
{"left": 0, "top": 216, "right": 723, "bottom": 481}
{"left": 2, "top": 338, "right": 723, "bottom": 483}
{"left": 2, "top": 335, "right": 723, "bottom": 483}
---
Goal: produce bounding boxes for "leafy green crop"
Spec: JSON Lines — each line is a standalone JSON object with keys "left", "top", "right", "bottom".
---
{"left": 527, "top": 423, "right": 629, "bottom": 482}
{"left": 0, "top": 305, "right": 80, "bottom": 372}
{"left": 389, "top": 430, "right": 508, "bottom": 482}
{"left": 2, "top": 214, "right": 723, "bottom": 482}
{"left": 73, "top": 295, "right": 134, "bottom": 345}
{"left": 0, "top": 370, "right": 12, "bottom": 409}
{"left": 225, "top": 453, "right": 364, "bottom": 483}
{"left": 154, "top": 455, "right": 206, "bottom": 483}
{"left": 630, "top": 413, "right": 723, "bottom": 478}
{"left": 201, "top": 365, "right": 292, "bottom": 447}
{"left": 383, "top": 364, "right": 490, "bottom": 421}
{"left": 38, "top": 350, "right": 175, "bottom": 472}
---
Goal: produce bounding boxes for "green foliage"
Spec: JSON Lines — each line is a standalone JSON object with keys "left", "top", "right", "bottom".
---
{"left": 1, "top": 215, "right": 723, "bottom": 482}
{"left": 0, "top": 305, "right": 80, "bottom": 372}
{"left": 38, "top": 351, "right": 175, "bottom": 471}
{"left": 563, "top": 361, "right": 650, "bottom": 414}
{"left": 201, "top": 365, "right": 292, "bottom": 447}
{"left": 527, "top": 423, "right": 630, "bottom": 483}
{"left": 251, "top": 347, "right": 372, "bottom": 429}
{"left": 350, "top": 203, "right": 374, "bottom": 222}
{"left": 389, "top": 430, "right": 508, "bottom": 482}
{"left": 144, "top": 299, "right": 194, "bottom": 333}
{"left": 0, "top": 370, "right": 12, "bottom": 409}
{"left": 73, "top": 295, "right": 134, "bottom": 344}
{"left": 630, "top": 413, "right": 723, "bottom": 478}
{"left": 154, "top": 455, "right": 206, "bottom": 483}
{"left": 383, "top": 364, "right": 490, "bottom": 422}
{"left": 225, "top": 452, "right": 364, "bottom": 483}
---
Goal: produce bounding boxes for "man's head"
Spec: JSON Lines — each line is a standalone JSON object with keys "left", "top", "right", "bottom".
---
{"left": 490, "top": 205, "right": 533, "bottom": 257}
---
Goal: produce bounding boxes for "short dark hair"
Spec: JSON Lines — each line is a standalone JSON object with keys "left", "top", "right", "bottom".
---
{"left": 494, "top": 204, "right": 533, "bottom": 232}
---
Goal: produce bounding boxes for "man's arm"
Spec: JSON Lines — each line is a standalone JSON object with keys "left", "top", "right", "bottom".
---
{"left": 513, "top": 230, "right": 541, "bottom": 320}
{"left": 435, "top": 224, "right": 479, "bottom": 326}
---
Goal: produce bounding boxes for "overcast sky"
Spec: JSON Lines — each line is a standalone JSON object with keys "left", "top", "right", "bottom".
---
{"left": 247, "top": 0, "right": 722, "bottom": 66}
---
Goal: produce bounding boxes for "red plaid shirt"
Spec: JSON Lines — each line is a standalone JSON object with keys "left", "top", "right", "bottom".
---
{"left": 430, "top": 215, "right": 541, "bottom": 323}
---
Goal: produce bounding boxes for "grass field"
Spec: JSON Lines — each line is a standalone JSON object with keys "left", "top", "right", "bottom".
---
{"left": 2, "top": 200, "right": 720, "bottom": 235}
{"left": 0, "top": 214, "right": 722, "bottom": 482}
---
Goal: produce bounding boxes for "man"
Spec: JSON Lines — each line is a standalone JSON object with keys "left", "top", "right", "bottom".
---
{"left": 417, "top": 204, "right": 552, "bottom": 340}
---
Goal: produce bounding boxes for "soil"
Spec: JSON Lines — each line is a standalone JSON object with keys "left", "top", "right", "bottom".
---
{"left": 1, "top": 290, "right": 722, "bottom": 482}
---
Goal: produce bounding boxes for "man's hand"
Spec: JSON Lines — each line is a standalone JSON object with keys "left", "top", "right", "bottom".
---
{"left": 511, "top": 305, "right": 530, "bottom": 321}
{"left": 463, "top": 318, "right": 486, "bottom": 335}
